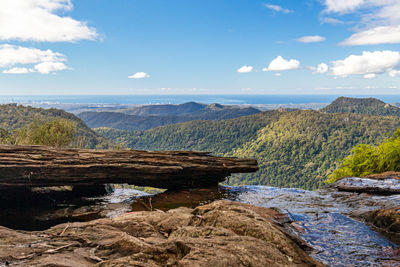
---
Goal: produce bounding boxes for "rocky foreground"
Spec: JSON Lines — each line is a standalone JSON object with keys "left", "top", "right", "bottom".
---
{"left": 329, "top": 173, "right": 400, "bottom": 242}
{"left": 0, "top": 200, "right": 321, "bottom": 267}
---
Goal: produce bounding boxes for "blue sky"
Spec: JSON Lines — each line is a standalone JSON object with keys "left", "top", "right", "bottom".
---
{"left": 1, "top": 0, "right": 400, "bottom": 95}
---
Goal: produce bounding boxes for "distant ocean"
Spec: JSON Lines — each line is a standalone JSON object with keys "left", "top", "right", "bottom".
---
{"left": 1, "top": 95, "right": 400, "bottom": 105}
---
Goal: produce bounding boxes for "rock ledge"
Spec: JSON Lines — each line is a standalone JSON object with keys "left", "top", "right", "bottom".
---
{"left": 0, "top": 200, "right": 321, "bottom": 266}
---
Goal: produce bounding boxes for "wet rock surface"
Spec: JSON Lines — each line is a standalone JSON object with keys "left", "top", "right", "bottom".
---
{"left": 0, "top": 200, "right": 321, "bottom": 267}
{"left": 330, "top": 177, "right": 400, "bottom": 194}
{"left": 228, "top": 186, "right": 400, "bottom": 266}
{"left": 361, "top": 208, "right": 400, "bottom": 242}
{"left": 1, "top": 177, "right": 400, "bottom": 266}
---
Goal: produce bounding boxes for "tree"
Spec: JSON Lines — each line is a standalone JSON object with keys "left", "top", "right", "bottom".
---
{"left": 14, "top": 118, "right": 77, "bottom": 148}
{"left": 327, "top": 127, "right": 400, "bottom": 183}
{"left": 0, "top": 128, "right": 14, "bottom": 144}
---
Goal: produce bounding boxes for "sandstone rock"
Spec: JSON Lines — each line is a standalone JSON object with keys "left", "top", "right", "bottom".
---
{"left": 0, "top": 145, "right": 258, "bottom": 190}
{"left": 361, "top": 208, "right": 400, "bottom": 243}
{"left": 329, "top": 177, "right": 400, "bottom": 194}
{"left": 0, "top": 200, "right": 322, "bottom": 267}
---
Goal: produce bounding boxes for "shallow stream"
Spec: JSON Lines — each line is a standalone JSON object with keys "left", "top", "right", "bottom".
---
{"left": 1, "top": 185, "right": 399, "bottom": 266}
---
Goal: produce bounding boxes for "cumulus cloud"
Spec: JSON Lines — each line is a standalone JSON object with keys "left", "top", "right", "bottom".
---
{"left": 309, "top": 63, "right": 329, "bottom": 74}
{"left": 0, "top": 44, "right": 69, "bottom": 74}
{"left": 264, "top": 4, "right": 292, "bottom": 14}
{"left": 237, "top": 65, "right": 253, "bottom": 73}
{"left": 34, "top": 62, "right": 69, "bottom": 74}
{"left": 129, "top": 72, "right": 150, "bottom": 79}
{"left": 266, "top": 56, "right": 300, "bottom": 71}
{"left": 297, "top": 35, "right": 326, "bottom": 43}
{"left": 317, "top": 63, "right": 329, "bottom": 73}
{"left": 322, "top": 0, "right": 400, "bottom": 45}
{"left": 331, "top": 50, "right": 400, "bottom": 77}
{"left": 0, "top": 44, "right": 65, "bottom": 67}
{"left": 0, "top": 0, "right": 97, "bottom": 42}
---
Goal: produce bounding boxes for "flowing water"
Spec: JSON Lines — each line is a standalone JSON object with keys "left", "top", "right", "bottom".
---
{"left": 228, "top": 186, "right": 400, "bottom": 266}
{"left": 1, "top": 185, "right": 399, "bottom": 266}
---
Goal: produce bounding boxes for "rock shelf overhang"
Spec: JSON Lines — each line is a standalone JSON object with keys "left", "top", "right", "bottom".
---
{"left": 0, "top": 145, "right": 258, "bottom": 189}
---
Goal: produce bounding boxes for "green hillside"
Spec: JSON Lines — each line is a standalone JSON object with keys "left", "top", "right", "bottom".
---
{"left": 0, "top": 104, "right": 111, "bottom": 148}
{"left": 96, "top": 109, "right": 400, "bottom": 189}
{"left": 125, "top": 101, "right": 206, "bottom": 116}
{"left": 78, "top": 104, "right": 260, "bottom": 131}
{"left": 95, "top": 110, "right": 278, "bottom": 154}
{"left": 321, "top": 96, "right": 400, "bottom": 116}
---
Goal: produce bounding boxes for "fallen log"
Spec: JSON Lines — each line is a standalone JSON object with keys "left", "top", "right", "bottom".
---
{"left": 0, "top": 145, "right": 258, "bottom": 189}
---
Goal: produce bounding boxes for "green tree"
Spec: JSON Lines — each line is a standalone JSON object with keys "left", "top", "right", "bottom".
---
{"left": 14, "top": 118, "right": 77, "bottom": 148}
{"left": 0, "top": 128, "right": 14, "bottom": 144}
{"left": 327, "top": 128, "right": 400, "bottom": 183}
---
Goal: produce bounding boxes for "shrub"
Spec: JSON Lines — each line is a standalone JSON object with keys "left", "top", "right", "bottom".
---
{"left": 14, "top": 118, "right": 77, "bottom": 148}
{"left": 0, "top": 128, "right": 14, "bottom": 144}
{"left": 327, "top": 128, "right": 400, "bottom": 183}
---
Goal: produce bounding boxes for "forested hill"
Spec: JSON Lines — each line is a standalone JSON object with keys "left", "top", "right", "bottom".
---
{"left": 321, "top": 96, "right": 400, "bottom": 116}
{"left": 125, "top": 101, "right": 206, "bottom": 116}
{"left": 96, "top": 109, "right": 400, "bottom": 189}
{"left": 78, "top": 104, "right": 260, "bottom": 131}
{"left": 0, "top": 104, "right": 111, "bottom": 148}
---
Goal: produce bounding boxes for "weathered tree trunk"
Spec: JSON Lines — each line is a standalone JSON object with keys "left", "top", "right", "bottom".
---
{"left": 0, "top": 145, "right": 258, "bottom": 189}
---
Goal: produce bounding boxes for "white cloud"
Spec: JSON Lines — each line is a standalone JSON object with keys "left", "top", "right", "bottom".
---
{"left": 237, "top": 65, "right": 253, "bottom": 73}
{"left": 266, "top": 56, "right": 300, "bottom": 71}
{"left": 321, "top": 17, "right": 345, "bottom": 24}
{"left": 323, "top": 0, "right": 365, "bottom": 14}
{"left": 274, "top": 73, "right": 281, "bottom": 76}
{"left": 0, "top": 0, "right": 97, "bottom": 42}
{"left": 364, "top": 73, "right": 376, "bottom": 79}
{"left": 129, "top": 72, "right": 150, "bottom": 79}
{"left": 297, "top": 35, "right": 326, "bottom": 43}
{"left": 265, "top": 4, "right": 292, "bottom": 14}
{"left": 311, "top": 63, "right": 329, "bottom": 74}
{"left": 331, "top": 50, "right": 400, "bottom": 77}
{"left": 34, "top": 61, "right": 68, "bottom": 74}
{"left": 323, "top": 0, "right": 400, "bottom": 45}
{"left": 0, "top": 44, "right": 69, "bottom": 74}
{"left": 0, "top": 44, "right": 65, "bottom": 67}
{"left": 389, "top": 70, "right": 400, "bottom": 77}
{"left": 341, "top": 26, "right": 400, "bottom": 46}
{"left": 3, "top": 67, "right": 34, "bottom": 74}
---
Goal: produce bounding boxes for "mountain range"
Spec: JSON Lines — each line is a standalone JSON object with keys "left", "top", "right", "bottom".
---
{"left": 78, "top": 102, "right": 260, "bottom": 130}
{"left": 2, "top": 96, "right": 399, "bottom": 190}
{"left": 96, "top": 97, "right": 400, "bottom": 189}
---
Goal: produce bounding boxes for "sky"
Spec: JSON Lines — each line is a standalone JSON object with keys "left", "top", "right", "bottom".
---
{"left": 1, "top": 0, "right": 400, "bottom": 95}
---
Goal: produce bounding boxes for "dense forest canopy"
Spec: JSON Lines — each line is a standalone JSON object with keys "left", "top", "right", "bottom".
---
{"left": 2, "top": 97, "right": 399, "bottom": 190}
{"left": 96, "top": 108, "right": 400, "bottom": 190}
{"left": 78, "top": 103, "right": 260, "bottom": 131}
{"left": 321, "top": 96, "right": 400, "bottom": 116}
